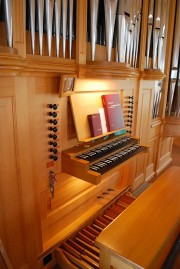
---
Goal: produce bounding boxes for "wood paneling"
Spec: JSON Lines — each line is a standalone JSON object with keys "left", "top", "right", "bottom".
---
{"left": 136, "top": 81, "right": 154, "bottom": 145}
{"left": 163, "top": 117, "right": 180, "bottom": 137}
{"left": 0, "top": 97, "right": 28, "bottom": 269}
{"left": 76, "top": 0, "right": 87, "bottom": 64}
{"left": 145, "top": 137, "right": 159, "bottom": 181}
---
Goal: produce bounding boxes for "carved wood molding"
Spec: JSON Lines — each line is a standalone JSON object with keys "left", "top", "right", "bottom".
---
{"left": 140, "top": 69, "right": 166, "bottom": 80}
{"left": 78, "top": 62, "right": 140, "bottom": 79}
{"left": 0, "top": 51, "right": 166, "bottom": 81}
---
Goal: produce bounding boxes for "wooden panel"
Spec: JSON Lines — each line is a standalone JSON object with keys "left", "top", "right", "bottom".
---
{"left": 163, "top": 117, "right": 180, "bottom": 137}
{"left": 145, "top": 137, "right": 158, "bottom": 181}
{"left": 0, "top": 78, "right": 15, "bottom": 97}
{"left": 136, "top": 81, "right": 155, "bottom": 144}
{"left": 14, "top": 77, "right": 43, "bottom": 267}
{"left": 95, "top": 166, "right": 180, "bottom": 269}
{"left": 135, "top": 152, "right": 146, "bottom": 178}
{"left": 137, "top": 88, "right": 152, "bottom": 144}
{"left": 76, "top": 0, "right": 87, "bottom": 64}
{"left": 160, "top": 137, "right": 173, "bottom": 157}
{"left": 50, "top": 174, "right": 91, "bottom": 210}
{"left": 156, "top": 137, "right": 173, "bottom": 174}
{"left": 0, "top": 97, "right": 27, "bottom": 269}
{"left": 150, "top": 119, "right": 162, "bottom": 139}
{"left": 131, "top": 152, "right": 147, "bottom": 191}
{"left": 27, "top": 76, "right": 62, "bottom": 191}
{"left": 120, "top": 158, "right": 137, "bottom": 188}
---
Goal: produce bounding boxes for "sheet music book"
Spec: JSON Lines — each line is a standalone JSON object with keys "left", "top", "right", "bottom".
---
{"left": 88, "top": 113, "right": 103, "bottom": 137}
{"left": 102, "top": 93, "right": 124, "bottom": 132}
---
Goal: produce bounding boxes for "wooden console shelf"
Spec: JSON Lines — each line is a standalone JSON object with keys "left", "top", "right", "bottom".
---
{"left": 95, "top": 166, "right": 180, "bottom": 269}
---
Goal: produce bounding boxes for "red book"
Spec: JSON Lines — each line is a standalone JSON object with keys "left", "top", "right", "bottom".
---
{"left": 88, "top": 113, "right": 103, "bottom": 137}
{"left": 101, "top": 93, "right": 124, "bottom": 132}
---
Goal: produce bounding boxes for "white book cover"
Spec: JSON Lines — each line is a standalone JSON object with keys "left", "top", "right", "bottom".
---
{"left": 99, "top": 107, "right": 108, "bottom": 134}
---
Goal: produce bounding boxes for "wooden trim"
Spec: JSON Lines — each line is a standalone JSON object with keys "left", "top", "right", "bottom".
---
{"left": 140, "top": 69, "right": 166, "bottom": 80}
{"left": 79, "top": 62, "right": 140, "bottom": 79}
{"left": 76, "top": 0, "right": 88, "bottom": 64}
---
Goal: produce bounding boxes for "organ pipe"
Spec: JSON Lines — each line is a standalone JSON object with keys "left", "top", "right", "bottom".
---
{"left": 4, "top": 0, "right": 12, "bottom": 47}
{"left": 90, "top": 0, "right": 99, "bottom": 61}
{"left": 104, "top": 0, "right": 118, "bottom": 62}
{"left": 54, "top": 0, "right": 61, "bottom": 57}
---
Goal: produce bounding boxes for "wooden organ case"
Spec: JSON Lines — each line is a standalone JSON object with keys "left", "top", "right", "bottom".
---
{"left": 0, "top": 0, "right": 179, "bottom": 269}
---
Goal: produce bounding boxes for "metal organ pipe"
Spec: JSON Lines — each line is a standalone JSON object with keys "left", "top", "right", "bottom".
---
{"left": 90, "top": 0, "right": 99, "bottom": 61}
{"left": 4, "top": 0, "right": 12, "bottom": 47}
{"left": 104, "top": 0, "right": 118, "bottom": 62}
{"left": 157, "top": 0, "right": 167, "bottom": 71}
{"left": 37, "top": 0, "right": 44, "bottom": 55}
{"left": 167, "top": 0, "right": 180, "bottom": 116}
{"left": 45, "top": 0, "right": 54, "bottom": 57}
{"left": 117, "top": 0, "right": 126, "bottom": 63}
{"left": 54, "top": 0, "right": 61, "bottom": 57}
{"left": 69, "top": 0, "right": 74, "bottom": 59}
{"left": 62, "top": 0, "right": 68, "bottom": 58}
{"left": 153, "top": 0, "right": 161, "bottom": 69}
{"left": 29, "top": 0, "right": 35, "bottom": 54}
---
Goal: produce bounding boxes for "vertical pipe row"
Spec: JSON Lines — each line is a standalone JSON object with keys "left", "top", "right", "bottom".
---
{"left": 25, "top": 0, "right": 76, "bottom": 58}
{"left": 167, "top": 0, "right": 180, "bottom": 116}
{"left": 145, "top": 0, "right": 169, "bottom": 71}
{"left": 88, "top": 0, "right": 142, "bottom": 66}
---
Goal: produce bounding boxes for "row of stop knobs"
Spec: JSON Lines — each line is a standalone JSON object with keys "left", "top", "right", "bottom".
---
{"left": 49, "top": 104, "right": 59, "bottom": 161}
{"left": 124, "top": 96, "right": 134, "bottom": 135}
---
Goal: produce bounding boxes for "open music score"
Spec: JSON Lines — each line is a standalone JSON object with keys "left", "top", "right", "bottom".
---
{"left": 61, "top": 133, "right": 147, "bottom": 184}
